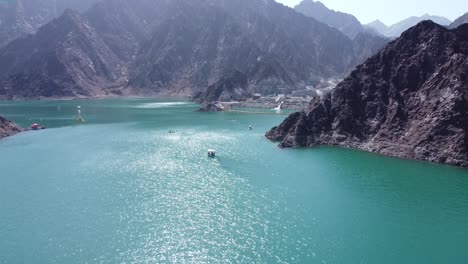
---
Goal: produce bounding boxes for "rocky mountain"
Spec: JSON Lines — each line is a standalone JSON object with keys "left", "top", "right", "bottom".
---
{"left": 294, "top": 0, "right": 363, "bottom": 39}
{"left": 266, "top": 21, "right": 468, "bottom": 167}
{"left": 450, "top": 12, "right": 468, "bottom": 28}
{"left": 0, "top": 115, "right": 22, "bottom": 139}
{"left": 128, "top": 0, "right": 361, "bottom": 98}
{"left": 0, "top": 0, "right": 373, "bottom": 100}
{"left": 0, "top": 9, "right": 125, "bottom": 98}
{"left": 367, "top": 14, "right": 452, "bottom": 37}
{"left": 0, "top": 0, "right": 100, "bottom": 48}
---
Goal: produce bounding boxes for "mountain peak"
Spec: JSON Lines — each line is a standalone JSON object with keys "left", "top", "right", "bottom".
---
{"left": 450, "top": 12, "right": 468, "bottom": 28}
{"left": 294, "top": 0, "right": 364, "bottom": 38}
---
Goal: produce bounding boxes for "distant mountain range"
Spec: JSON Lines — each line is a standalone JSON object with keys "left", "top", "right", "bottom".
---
{"left": 0, "top": 0, "right": 386, "bottom": 100}
{"left": 294, "top": 0, "right": 364, "bottom": 39}
{"left": 366, "top": 14, "right": 452, "bottom": 37}
{"left": 293, "top": 0, "right": 389, "bottom": 68}
{"left": 267, "top": 21, "right": 468, "bottom": 167}
{"left": 0, "top": 0, "right": 99, "bottom": 47}
{"left": 450, "top": 12, "right": 468, "bottom": 28}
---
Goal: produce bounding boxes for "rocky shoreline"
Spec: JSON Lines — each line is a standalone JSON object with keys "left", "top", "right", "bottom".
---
{"left": 0, "top": 116, "right": 22, "bottom": 139}
{"left": 266, "top": 21, "right": 468, "bottom": 168}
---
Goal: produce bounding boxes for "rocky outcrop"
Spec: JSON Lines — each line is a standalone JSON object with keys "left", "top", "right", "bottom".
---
{"left": 267, "top": 21, "right": 468, "bottom": 167}
{"left": 366, "top": 15, "right": 452, "bottom": 37}
{"left": 450, "top": 12, "right": 468, "bottom": 28}
{"left": 193, "top": 71, "right": 249, "bottom": 104}
{"left": 196, "top": 102, "right": 226, "bottom": 112}
{"left": 0, "top": 116, "right": 22, "bottom": 139}
{"left": 0, "top": 0, "right": 100, "bottom": 48}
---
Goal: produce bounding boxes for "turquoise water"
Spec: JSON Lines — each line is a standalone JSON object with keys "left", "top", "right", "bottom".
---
{"left": 1, "top": 99, "right": 468, "bottom": 264}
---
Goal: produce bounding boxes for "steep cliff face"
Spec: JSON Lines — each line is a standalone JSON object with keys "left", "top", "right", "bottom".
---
{"left": 0, "top": 10, "right": 124, "bottom": 99}
{"left": 0, "top": 0, "right": 99, "bottom": 48}
{"left": 267, "top": 21, "right": 468, "bottom": 167}
{"left": 128, "top": 0, "right": 355, "bottom": 97}
{"left": 0, "top": 115, "right": 22, "bottom": 139}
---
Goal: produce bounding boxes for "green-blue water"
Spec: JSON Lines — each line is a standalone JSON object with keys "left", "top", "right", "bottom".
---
{"left": 1, "top": 99, "right": 468, "bottom": 264}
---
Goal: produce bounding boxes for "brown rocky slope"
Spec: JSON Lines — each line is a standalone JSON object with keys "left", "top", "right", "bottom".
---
{"left": 0, "top": 116, "right": 22, "bottom": 139}
{"left": 266, "top": 21, "right": 468, "bottom": 167}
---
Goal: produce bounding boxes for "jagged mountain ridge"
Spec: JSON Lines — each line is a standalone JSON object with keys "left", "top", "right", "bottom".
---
{"left": 128, "top": 0, "right": 358, "bottom": 98}
{"left": 0, "top": 0, "right": 383, "bottom": 100}
{"left": 367, "top": 14, "right": 452, "bottom": 37}
{"left": 0, "top": 10, "right": 125, "bottom": 98}
{"left": 293, "top": 0, "right": 389, "bottom": 65}
{"left": 266, "top": 21, "right": 468, "bottom": 167}
{"left": 294, "top": 0, "right": 364, "bottom": 39}
{"left": 0, "top": 0, "right": 100, "bottom": 48}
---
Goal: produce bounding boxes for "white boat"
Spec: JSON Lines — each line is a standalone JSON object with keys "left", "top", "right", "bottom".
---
{"left": 207, "top": 149, "right": 216, "bottom": 158}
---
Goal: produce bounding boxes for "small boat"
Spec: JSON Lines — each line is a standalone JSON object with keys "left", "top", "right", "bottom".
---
{"left": 249, "top": 125, "right": 253, "bottom": 130}
{"left": 207, "top": 149, "right": 216, "bottom": 158}
{"left": 30, "top": 123, "right": 46, "bottom": 130}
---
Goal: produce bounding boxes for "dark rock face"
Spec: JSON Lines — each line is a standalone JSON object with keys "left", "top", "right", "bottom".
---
{"left": 128, "top": 0, "right": 356, "bottom": 98}
{"left": 450, "top": 12, "right": 468, "bottom": 29}
{"left": 267, "top": 21, "right": 468, "bottom": 167}
{"left": 0, "top": 10, "right": 124, "bottom": 99}
{"left": 294, "top": 0, "right": 364, "bottom": 39}
{"left": 0, "top": 115, "right": 22, "bottom": 139}
{"left": 0, "top": 0, "right": 100, "bottom": 48}
{"left": 0, "top": 0, "right": 364, "bottom": 101}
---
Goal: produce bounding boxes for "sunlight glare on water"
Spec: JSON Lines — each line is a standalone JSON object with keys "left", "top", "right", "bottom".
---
{"left": 1, "top": 99, "right": 468, "bottom": 263}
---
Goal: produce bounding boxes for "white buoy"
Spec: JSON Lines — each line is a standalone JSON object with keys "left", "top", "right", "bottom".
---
{"left": 77, "top": 106, "right": 85, "bottom": 122}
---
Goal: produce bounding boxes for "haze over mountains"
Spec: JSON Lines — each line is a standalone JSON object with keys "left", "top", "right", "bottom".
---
{"left": 293, "top": 0, "right": 389, "bottom": 66}
{"left": 450, "top": 12, "right": 468, "bottom": 29}
{"left": 366, "top": 14, "right": 452, "bottom": 37}
{"left": 0, "top": 0, "right": 99, "bottom": 47}
{"left": 0, "top": 0, "right": 385, "bottom": 100}
{"left": 294, "top": 0, "right": 364, "bottom": 39}
{"left": 0, "top": 0, "right": 465, "bottom": 102}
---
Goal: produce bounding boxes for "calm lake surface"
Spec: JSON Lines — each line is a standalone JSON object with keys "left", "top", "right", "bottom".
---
{"left": 1, "top": 99, "right": 468, "bottom": 264}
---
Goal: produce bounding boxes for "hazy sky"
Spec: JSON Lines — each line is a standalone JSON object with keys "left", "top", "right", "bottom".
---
{"left": 276, "top": 0, "right": 468, "bottom": 25}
